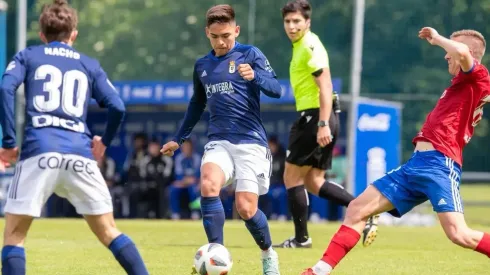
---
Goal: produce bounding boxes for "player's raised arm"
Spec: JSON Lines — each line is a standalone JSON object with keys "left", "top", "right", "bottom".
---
{"left": 419, "top": 27, "right": 474, "bottom": 73}
{"left": 247, "top": 48, "right": 282, "bottom": 98}
{"left": 172, "top": 63, "right": 207, "bottom": 145}
{"left": 0, "top": 52, "right": 27, "bottom": 149}
{"left": 91, "top": 67, "right": 126, "bottom": 147}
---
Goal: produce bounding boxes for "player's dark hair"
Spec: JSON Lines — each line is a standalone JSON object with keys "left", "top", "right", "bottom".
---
{"left": 206, "top": 4, "right": 236, "bottom": 27}
{"left": 39, "top": 0, "right": 78, "bottom": 43}
{"left": 281, "top": 0, "right": 312, "bottom": 20}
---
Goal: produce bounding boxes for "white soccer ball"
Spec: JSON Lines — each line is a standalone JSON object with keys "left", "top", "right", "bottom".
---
{"left": 193, "top": 243, "right": 233, "bottom": 275}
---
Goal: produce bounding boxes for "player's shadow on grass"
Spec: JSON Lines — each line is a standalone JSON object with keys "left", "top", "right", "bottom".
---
{"left": 165, "top": 244, "right": 246, "bottom": 249}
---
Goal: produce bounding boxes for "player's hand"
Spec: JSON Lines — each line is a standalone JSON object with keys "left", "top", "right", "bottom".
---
{"left": 238, "top": 64, "right": 255, "bottom": 81}
{"left": 0, "top": 147, "right": 18, "bottom": 172}
{"left": 317, "top": 126, "right": 332, "bottom": 147}
{"left": 418, "top": 27, "right": 440, "bottom": 45}
{"left": 160, "top": 141, "right": 179, "bottom": 157}
{"left": 91, "top": 136, "right": 107, "bottom": 161}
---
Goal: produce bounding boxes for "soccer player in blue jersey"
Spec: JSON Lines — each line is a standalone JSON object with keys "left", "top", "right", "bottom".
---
{"left": 0, "top": 1, "right": 148, "bottom": 274}
{"left": 161, "top": 4, "right": 282, "bottom": 274}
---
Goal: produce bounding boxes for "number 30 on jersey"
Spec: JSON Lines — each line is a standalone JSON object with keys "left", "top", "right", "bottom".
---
{"left": 32, "top": 64, "right": 88, "bottom": 133}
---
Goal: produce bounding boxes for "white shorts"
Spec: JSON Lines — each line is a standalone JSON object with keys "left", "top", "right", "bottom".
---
{"left": 201, "top": 140, "right": 272, "bottom": 195}
{"left": 5, "top": 152, "right": 113, "bottom": 217}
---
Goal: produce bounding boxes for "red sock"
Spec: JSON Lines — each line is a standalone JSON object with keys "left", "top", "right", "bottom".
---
{"left": 475, "top": 233, "right": 490, "bottom": 257}
{"left": 321, "top": 225, "right": 360, "bottom": 268}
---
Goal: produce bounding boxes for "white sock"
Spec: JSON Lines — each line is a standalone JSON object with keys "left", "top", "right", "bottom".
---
{"left": 261, "top": 247, "right": 275, "bottom": 258}
{"left": 312, "top": 260, "right": 332, "bottom": 275}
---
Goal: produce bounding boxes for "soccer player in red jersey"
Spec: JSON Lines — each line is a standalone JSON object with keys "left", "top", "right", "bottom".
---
{"left": 301, "top": 27, "right": 490, "bottom": 275}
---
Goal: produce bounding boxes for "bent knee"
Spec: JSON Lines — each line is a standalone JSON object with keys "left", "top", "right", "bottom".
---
{"left": 445, "top": 226, "right": 475, "bottom": 248}
{"left": 236, "top": 205, "right": 257, "bottom": 220}
{"left": 304, "top": 169, "right": 327, "bottom": 195}
{"left": 235, "top": 193, "right": 258, "bottom": 220}
{"left": 201, "top": 178, "right": 222, "bottom": 197}
{"left": 344, "top": 198, "right": 370, "bottom": 224}
{"left": 201, "top": 164, "right": 225, "bottom": 196}
{"left": 283, "top": 163, "right": 308, "bottom": 188}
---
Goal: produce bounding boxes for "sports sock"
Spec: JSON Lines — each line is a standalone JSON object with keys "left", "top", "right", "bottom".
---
{"left": 244, "top": 209, "right": 272, "bottom": 250}
{"left": 201, "top": 196, "right": 225, "bottom": 245}
{"left": 109, "top": 234, "right": 148, "bottom": 275}
{"left": 321, "top": 225, "right": 360, "bottom": 268}
{"left": 475, "top": 232, "right": 490, "bottom": 257}
{"left": 312, "top": 260, "right": 333, "bottom": 275}
{"left": 287, "top": 185, "right": 310, "bottom": 243}
{"left": 318, "top": 181, "right": 355, "bottom": 207}
{"left": 2, "top": 246, "right": 26, "bottom": 275}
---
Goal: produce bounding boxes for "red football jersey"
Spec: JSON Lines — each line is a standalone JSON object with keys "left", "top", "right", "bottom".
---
{"left": 413, "top": 61, "right": 490, "bottom": 166}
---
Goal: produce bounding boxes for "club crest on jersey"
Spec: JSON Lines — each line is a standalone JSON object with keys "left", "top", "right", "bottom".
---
{"left": 229, "top": 61, "right": 236, "bottom": 73}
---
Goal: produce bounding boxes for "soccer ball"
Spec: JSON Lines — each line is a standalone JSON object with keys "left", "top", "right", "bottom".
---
{"left": 193, "top": 243, "right": 233, "bottom": 275}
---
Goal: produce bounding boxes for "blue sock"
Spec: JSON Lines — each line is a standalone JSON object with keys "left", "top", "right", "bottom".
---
{"left": 201, "top": 196, "right": 225, "bottom": 245}
{"left": 2, "top": 246, "right": 26, "bottom": 275}
{"left": 109, "top": 234, "right": 149, "bottom": 275}
{"left": 244, "top": 209, "right": 272, "bottom": 250}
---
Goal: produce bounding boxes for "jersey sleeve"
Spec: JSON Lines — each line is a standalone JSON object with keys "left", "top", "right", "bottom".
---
{"left": 91, "top": 66, "right": 126, "bottom": 146}
{"left": 0, "top": 51, "right": 28, "bottom": 148}
{"left": 305, "top": 37, "right": 330, "bottom": 74}
{"left": 250, "top": 47, "right": 277, "bottom": 78}
{"left": 173, "top": 62, "right": 207, "bottom": 145}
{"left": 248, "top": 47, "right": 282, "bottom": 98}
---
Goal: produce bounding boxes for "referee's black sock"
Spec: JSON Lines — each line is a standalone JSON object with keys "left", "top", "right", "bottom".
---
{"left": 287, "top": 185, "right": 310, "bottom": 243}
{"left": 318, "top": 181, "right": 355, "bottom": 207}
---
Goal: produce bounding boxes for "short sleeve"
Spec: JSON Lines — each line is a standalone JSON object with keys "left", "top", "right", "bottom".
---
{"left": 305, "top": 38, "right": 329, "bottom": 74}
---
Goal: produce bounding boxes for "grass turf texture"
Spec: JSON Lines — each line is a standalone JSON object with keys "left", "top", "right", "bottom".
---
{"left": 3, "top": 184, "right": 490, "bottom": 274}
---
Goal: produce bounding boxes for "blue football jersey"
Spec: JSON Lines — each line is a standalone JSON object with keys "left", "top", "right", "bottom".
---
{"left": 0, "top": 41, "right": 125, "bottom": 161}
{"left": 174, "top": 42, "right": 282, "bottom": 147}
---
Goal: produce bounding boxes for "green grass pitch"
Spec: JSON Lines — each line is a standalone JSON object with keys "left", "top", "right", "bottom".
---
{"left": 5, "top": 184, "right": 490, "bottom": 274}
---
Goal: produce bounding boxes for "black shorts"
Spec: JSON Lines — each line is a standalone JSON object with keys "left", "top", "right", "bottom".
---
{"left": 286, "top": 108, "right": 340, "bottom": 170}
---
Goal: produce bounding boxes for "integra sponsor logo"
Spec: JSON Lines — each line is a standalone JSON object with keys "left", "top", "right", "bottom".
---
{"left": 357, "top": 113, "right": 391, "bottom": 132}
{"left": 205, "top": 81, "right": 235, "bottom": 98}
{"left": 38, "top": 155, "right": 95, "bottom": 175}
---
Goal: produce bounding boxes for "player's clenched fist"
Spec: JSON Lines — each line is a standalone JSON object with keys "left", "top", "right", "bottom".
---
{"left": 238, "top": 64, "right": 255, "bottom": 81}
{"left": 419, "top": 27, "right": 440, "bottom": 45}
{"left": 160, "top": 141, "right": 180, "bottom": 157}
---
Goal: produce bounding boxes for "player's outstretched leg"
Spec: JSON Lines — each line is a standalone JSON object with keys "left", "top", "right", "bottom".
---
{"left": 303, "top": 185, "right": 393, "bottom": 275}
{"left": 304, "top": 168, "right": 380, "bottom": 248}
{"left": 200, "top": 163, "right": 226, "bottom": 245}
{"left": 438, "top": 212, "right": 490, "bottom": 258}
{"left": 2, "top": 214, "right": 33, "bottom": 275}
{"left": 84, "top": 213, "right": 148, "bottom": 275}
{"left": 236, "top": 191, "right": 280, "bottom": 275}
{"left": 315, "top": 180, "right": 381, "bottom": 247}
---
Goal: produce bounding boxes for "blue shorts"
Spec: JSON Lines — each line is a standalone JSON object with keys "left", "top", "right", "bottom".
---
{"left": 373, "top": 150, "right": 463, "bottom": 217}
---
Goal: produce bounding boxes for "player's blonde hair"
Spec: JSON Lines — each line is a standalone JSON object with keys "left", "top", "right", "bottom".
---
{"left": 450, "top": 29, "right": 486, "bottom": 61}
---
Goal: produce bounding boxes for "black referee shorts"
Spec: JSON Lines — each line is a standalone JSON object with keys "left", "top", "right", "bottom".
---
{"left": 286, "top": 108, "right": 340, "bottom": 170}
